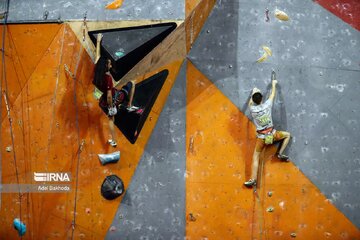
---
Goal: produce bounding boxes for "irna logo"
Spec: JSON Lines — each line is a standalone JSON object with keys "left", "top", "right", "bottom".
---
{"left": 34, "top": 172, "right": 71, "bottom": 182}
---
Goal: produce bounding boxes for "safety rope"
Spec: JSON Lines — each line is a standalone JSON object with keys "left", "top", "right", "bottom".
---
{"left": 258, "top": 155, "right": 267, "bottom": 240}
{"left": 45, "top": 25, "right": 66, "bottom": 172}
{"left": 251, "top": 155, "right": 267, "bottom": 240}
{"left": 1, "top": 0, "right": 23, "bottom": 238}
{"left": 63, "top": 29, "right": 85, "bottom": 239}
{"left": 0, "top": 1, "right": 4, "bottom": 211}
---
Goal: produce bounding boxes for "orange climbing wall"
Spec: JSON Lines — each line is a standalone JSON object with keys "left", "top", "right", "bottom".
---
{"left": 185, "top": 61, "right": 359, "bottom": 239}
{"left": 0, "top": 24, "right": 62, "bottom": 122}
{"left": 186, "top": 61, "right": 256, "bottom": 239}
{"left": 0, "top": 22, "right": 184, "bottom": 239}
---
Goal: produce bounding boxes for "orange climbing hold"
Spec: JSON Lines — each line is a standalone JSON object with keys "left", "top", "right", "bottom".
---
{"left": 105, "top": 0, "right": 124, "bottom": 9}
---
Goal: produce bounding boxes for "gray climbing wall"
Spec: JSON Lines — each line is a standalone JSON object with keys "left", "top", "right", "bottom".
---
{"left": 188, "top": 0, "right": 360, "bottom": 227}
{"left": 106, "top": 61, "right": 186, "bottom": 239}
{"left": 7, "top": 0, "right": 184, "bottom": 22}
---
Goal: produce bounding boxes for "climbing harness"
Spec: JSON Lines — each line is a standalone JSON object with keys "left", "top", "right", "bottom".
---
{"left": 257, "top": 127, "right": 274, "bottom": 145}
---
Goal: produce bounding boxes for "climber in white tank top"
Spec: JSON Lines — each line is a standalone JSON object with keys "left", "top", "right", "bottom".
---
{"left": 244, "top": 71, "right": 291, "bottom": 188}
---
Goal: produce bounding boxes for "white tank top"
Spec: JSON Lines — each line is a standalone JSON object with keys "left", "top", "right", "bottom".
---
{"left": 250, "top": 99, "right": 274, "bottom": 131}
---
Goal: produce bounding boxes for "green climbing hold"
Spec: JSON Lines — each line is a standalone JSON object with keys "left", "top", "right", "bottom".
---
{"left": 115, "top": 51, "right": 124, "bottom": 57}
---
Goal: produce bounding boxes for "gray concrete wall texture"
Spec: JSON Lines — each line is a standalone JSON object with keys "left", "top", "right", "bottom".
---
{"left": 6, "top": 0, "right": 184, "bottom": 22}
{"left": 188, "top": 0, "right": 360, "bottom": 228}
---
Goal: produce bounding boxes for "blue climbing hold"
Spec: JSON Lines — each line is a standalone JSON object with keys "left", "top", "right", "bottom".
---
{"left": 98, "top": 151, "right": 120, "bottom": 165}
{"left": 13, "top": 218, "right": 26, "bottom": 236}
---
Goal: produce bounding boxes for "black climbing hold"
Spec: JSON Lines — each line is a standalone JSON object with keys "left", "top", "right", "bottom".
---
{"left": 101, "top": 175, "right": 125, "bottom": 200}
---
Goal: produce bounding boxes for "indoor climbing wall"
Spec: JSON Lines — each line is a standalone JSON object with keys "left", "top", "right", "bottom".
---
{"left": 0, "top": 0, "right": 359, "bottom": 239}
{"left": 188, "top": 0, "right": 360, "bottom": 231}
{"left": 0, "top": 20, "right": 186, "bottom": 239}
{"left": 7, "top": 0, "right": 184, "bottom": 22}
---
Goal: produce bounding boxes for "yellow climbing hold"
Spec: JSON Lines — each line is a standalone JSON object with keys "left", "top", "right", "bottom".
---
{"left": 262, "top": 45, "right": 272, "bottom": 56}
{"left": 106, "top": 0, "right": 124, "bottom": 9}
{"left": 256, "top": 52, "right": 268, "bottom": 63}
{"left": 275, "top": 9, "right": 289, "bottom": 21}
{"left": 256, "top": 45, "right": 272, "bottom": 63}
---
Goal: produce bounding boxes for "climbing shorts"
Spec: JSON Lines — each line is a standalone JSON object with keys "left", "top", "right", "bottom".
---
{"left": 120, "top": 81, "right": 133, "bottom": 97}
{"left": 255, "top": 130, "right": 287, "bottom": 152}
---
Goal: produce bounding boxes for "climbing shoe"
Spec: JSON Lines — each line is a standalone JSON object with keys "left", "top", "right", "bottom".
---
{"left": 244, "top": 179, "right": 257, "bottom": 188}
{"left": 127, "top": 105, "right": 139, "bottom": 112}
{"left": 278, "top": 154, "right": 289, "bottom": 162}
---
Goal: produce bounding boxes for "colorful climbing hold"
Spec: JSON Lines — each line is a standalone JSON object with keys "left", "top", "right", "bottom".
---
{"left": 256, "top": 52, "right": 268, "bottom": 63}
{"left": 262, "top": 46, "right": 272, "bottom": 56}
{"left": 115, "top": 51, "right": 125, "bottom": 57}
{"left": 189, "top": 213, "right": 197, "bottom": 222}
{"left": 275, "top": 9, "right": 290, "bottom": 21}
{"left": 265, "top": 8, "right": 270, "bottom": 22}
{"left": 106, "top": 0, "right": 124, "bottom": 10}
{"left": 98, "top": 151, "right": 120, "bottom": 165}
{"left": 266, "top": 206, "right": 274, "bottom": 212}
{"left": 256, "top": 45, "right": 272, "bottom": 63}
{"left": 13, "top": 218, "right": 26, "bottom": 236}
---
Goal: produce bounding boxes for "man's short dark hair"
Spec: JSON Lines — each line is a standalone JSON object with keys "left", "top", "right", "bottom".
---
{"left": 252, "top": 92, "right": 263, "bottom": 105}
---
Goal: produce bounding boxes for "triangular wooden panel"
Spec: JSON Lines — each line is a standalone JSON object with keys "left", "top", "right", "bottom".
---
{"left": 185, "top": 61, "right": 359, "bottom": 239}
